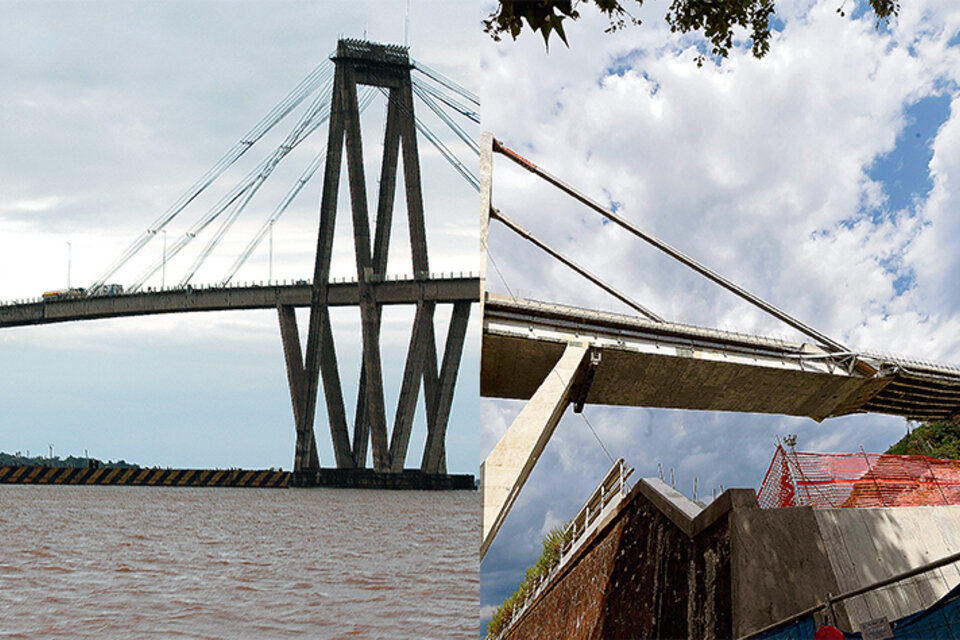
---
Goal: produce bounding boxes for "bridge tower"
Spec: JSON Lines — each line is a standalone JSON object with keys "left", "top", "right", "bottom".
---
{"left": 278, "top": 39, "right": 473, "bottom": 483}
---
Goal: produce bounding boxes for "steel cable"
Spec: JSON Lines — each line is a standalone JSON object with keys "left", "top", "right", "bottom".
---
{"left": 90, "top": 60, "right": 334, "bottom": 289}
{"left": 129, "top": 75, "right": 337, "bottom": 290}
{"left": 220, "top": 87, "right": 379, "bottom": 285}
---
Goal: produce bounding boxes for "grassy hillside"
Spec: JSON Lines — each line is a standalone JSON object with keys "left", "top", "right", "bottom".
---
{"left": 886, "top": 421, "right": 960, "bottom": 459}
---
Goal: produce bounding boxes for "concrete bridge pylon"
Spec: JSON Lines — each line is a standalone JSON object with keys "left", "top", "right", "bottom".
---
{"left": 284, "top": 39, "right": 475, "bottom": 481}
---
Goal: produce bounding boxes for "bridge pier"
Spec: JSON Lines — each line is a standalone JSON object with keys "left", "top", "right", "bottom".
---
{"left": 276, "top": 40, "right": 476, "bottom": 479}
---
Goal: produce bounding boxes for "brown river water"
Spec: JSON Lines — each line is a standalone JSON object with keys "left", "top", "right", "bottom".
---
{"left": 0, "top": 485, "right": 478, "bottom": 638}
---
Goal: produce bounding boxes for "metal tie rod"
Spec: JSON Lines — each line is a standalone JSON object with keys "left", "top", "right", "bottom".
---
{"left": 490, "top": 207, "right": 664, "bottom": 323}
{"left": 492, "top": 138, "right": 849, "bottom": 354}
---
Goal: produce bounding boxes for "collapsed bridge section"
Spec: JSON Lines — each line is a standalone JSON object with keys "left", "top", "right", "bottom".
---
{"left": 481, "top": 293, "right": 960, "bottom": 423}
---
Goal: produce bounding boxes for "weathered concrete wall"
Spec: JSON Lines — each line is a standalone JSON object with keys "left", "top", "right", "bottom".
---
{"left": 815, "top": 506, "right": 960, "bottom": 629}
{"left": 501, "top": 477, "right": 960, "bottom": 640}
{"left": 503, "top": 480, "right": 735, "bottom": 640}
{"left": 730, "top": 503, "right": 960, "bottom": 636}
{"left": 731, "top": 505, "right": 845, "bottom": 637}
{"left": 598, "top": 498, "right": 731, "bottom": 640}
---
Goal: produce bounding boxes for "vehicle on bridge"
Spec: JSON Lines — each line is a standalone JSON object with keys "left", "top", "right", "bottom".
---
{"left": 88, "top": 284, "right": 124, "bottom": 296}
{"left": 42, "top": 288, "right": 85, "bottom": 300}
{"left": 41, "top": 284, "right": 123, "bottom": 300}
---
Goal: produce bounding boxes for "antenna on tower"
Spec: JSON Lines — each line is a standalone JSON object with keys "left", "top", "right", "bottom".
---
{"left": 405, "top": 0, "right": 411, "bottom": 46}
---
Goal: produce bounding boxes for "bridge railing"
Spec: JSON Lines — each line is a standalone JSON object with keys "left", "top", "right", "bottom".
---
{"left": 0, "top": 271, "right": 479, "bottom": 308}
{"left": 559, "top": 457, "right": 633, "bottom": 563}
{"left": 492, "top": 458, "right": 634, "bottom": 639}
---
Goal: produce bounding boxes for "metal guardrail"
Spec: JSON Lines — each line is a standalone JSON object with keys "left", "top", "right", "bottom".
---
{"left": 562, "top": 458, "right": 634, "bottom": 559}
{"left": 738, "top": 549, "right": 960, "bottom": 639}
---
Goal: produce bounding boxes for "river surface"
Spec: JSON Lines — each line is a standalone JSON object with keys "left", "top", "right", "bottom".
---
{"left": 0, "top": 485, "right": 478, "bottom": 638}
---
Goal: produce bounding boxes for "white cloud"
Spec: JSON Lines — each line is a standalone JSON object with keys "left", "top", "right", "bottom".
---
{"left": 479, "top": 0, "right": 960, "bottom": 616}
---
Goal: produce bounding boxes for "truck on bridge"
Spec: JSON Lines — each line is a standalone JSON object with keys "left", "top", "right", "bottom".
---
{"left": 42, "top": 284, "right": 123, "bottom": 300}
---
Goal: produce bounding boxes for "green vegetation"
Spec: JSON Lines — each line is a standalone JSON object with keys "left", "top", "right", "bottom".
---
{"left": 886, "top": 421, "right": 960, "bottom": 459}
{"left": 487, "top": 524, "right": 574, "bottom": 638}
{"left": 0, "top": 452, "right": 138, "bottom": 469}
{"left": 484, "top": 0, "right": 899, "bottom": 63}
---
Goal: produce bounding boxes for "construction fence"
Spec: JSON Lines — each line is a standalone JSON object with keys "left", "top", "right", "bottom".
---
{"left": 757, "top": 446, "right": 960, "bottom": 510}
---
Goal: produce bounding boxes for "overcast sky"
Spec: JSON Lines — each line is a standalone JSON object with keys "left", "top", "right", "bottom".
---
{"left": 478, "top": 0, "right": 960, "bottom": 627}
{"left": 0, "top": 1, "right": 483, "bottom": 474}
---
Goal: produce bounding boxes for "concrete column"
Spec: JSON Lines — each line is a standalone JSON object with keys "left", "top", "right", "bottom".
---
{"left": 421, "top": 300, "right": 471, "bottom": 473}
{"left": 397, "top": 80, "right": 429, "bottom": 276}
{"left": 303, "top": 61, "right": 347, "bottom": 469}
{"left": 480, "top": 342, "right": 590, "bottom": 559}
{"left": 388, "top": 299, "right": 434, "bottom": 472}
{"left": 342, "top": 65, "right": 390, "bottom": 472}
{"left": 278, "top": 305, "right": 318, "bottom": 472}
{"left": 317, "top": 313, "right": 353, "bottom": 468}
{"left": 353, "top": 90, "right": 401, "bottom": 469}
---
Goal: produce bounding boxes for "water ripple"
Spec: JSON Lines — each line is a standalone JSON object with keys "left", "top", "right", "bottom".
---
{"left": 0, "top": 485, "right": 478, "bottom": 638}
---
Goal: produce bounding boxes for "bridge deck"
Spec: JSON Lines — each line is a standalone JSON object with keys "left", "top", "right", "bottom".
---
{"left": 0, "top": 276, "right": 479, "bottom": 328}
{"left": 481, "top": 294, "right": 960, "bottom": 422}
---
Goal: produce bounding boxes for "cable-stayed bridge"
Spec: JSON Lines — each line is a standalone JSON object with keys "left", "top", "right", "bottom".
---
{"left": 478, "top": 134, "right": 960, "bottom": 557}
{"left": 1, "top": 39, "right": 481, "bottom": 483}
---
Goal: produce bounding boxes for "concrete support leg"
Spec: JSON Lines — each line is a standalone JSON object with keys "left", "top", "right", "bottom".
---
{"left": 398, "top": 81, "right": 429, "bottom": 276}
{"left": 352, "top": 334, "right": 374, "bottom": 468}
{"left": 352, "top": 90, "right": 401, "bottom": 469}
{"left": 480, "top": 342, "right": 590, "bottom": 559}
{"left": 478, "top": 132, "right": 492, "bottom": 321}
{"left": 317, "top": 312, "right": 354, "bottom": 468}
{"left": 278, "top": 305, "right": 319, "bottom": 473}
{"left": 421, "top": 300, "right": 471, "bottom": 474}
{"left": 388, "top": 300, "right": 435, "bottom": 472}
{"left": 302, "top": 61, "right": 347, "bottom": 472}
{"left": 341, "top": 66, "right": 390, "bottom": 472}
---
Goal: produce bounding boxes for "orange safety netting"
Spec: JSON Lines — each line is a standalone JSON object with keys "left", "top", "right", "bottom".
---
{"left": 757, "top": 445, "right": 960, "bottom": 509}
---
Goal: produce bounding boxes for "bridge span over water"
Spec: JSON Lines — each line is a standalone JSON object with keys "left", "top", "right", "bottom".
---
{"left": 3, "top": 39, "right": 482, "bottom": 484}
{"left": 0, "top": 275, "right": 478, "bottom": 328}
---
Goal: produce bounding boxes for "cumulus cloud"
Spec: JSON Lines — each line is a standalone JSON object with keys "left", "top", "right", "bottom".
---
{"left": 479, "top": 0, "right": 960, "bottom": 621}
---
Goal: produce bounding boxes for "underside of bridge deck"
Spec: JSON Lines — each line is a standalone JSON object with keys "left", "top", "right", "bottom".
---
{"left": 481, "top": 293, "right": 960, "bottom": 423}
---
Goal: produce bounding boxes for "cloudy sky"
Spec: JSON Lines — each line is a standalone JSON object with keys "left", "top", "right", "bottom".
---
{"left": 0, "top": 1, "right": 483, "bottom": 473}
{"left": 478, "top": 0, "right": 960, "bottom": 627}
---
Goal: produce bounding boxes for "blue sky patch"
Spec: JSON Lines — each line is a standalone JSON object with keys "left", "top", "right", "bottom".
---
{"left": 867, "top": 94, "right": 950, "bottom": 216}
{"left": 878, "top": 254, "right": 917, "bottom": 296}
{"left": 605, "top": 51, "right": 635, "bottom": 78}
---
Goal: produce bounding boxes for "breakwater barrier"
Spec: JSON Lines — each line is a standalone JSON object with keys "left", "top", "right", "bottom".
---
{"left": 0, "top": 466, "right": 288, "bottom": 487}
{"left": 0, "top": 465, "right": 476, "bottom": 490}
